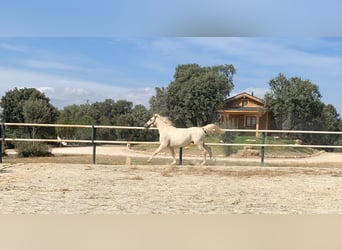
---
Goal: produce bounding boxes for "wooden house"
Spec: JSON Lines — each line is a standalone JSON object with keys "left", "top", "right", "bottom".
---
{"left": 217, "top": 92, "right": 270, "bottom": 136}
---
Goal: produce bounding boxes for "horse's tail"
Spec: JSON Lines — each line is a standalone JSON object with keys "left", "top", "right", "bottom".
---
{"left": 202, "top": 124, "right": 225, "bottom": 135}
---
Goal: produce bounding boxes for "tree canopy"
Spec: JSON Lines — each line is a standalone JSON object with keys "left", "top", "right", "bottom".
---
{"left": 265, "top": 73, "right": 323, "bottom": 130}
{"left": 57, "top": 99, "right": 156, "bottom": 141}
{"left": 150, "top": 63, "right": 236, "bottom": 127}
{"left": 149, "top": 87, "right": 169, "bottom": 116}
{"left": 264, "top": 73, "right": 341, "bottom": 145}
{"left": 1, "top": 68, "right": 340, "bottom": 151}
{"left": 0, "top": 87, "right": 57, "bottom": 123}
{"left": 0, "top": 87, "right": 58, "bottom": 139}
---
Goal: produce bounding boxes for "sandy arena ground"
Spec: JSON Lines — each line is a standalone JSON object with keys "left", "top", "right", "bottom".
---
{"left": 1, "top": 146, "right": 342, "bottom": 214}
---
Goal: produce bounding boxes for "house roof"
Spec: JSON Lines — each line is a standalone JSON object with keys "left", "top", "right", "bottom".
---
{"left": 223, "top": 92, "right": 264, "bottom": 105}
{"left": 222, "top": 107, "right": 266, "bottom": 112}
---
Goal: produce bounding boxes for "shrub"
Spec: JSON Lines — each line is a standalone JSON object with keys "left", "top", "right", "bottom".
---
{"left": 15, "top": 141, "right": 52, "bottom": 157}
{"left": 220, "top": 122, "right": 236, "bottom": 156}
{"left": 1, "top": 142, "right": 6, "bottom": 157}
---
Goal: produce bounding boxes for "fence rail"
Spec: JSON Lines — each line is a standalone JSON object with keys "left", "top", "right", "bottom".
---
{"left": 1, "top": 122, "right": 341, "bottom": 165}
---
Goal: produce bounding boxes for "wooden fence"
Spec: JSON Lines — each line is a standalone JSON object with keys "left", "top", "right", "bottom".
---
{"left": 1, "top": 123, "right": 342, "bottom": 165}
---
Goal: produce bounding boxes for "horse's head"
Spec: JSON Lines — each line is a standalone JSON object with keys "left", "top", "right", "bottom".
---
{"left": 144, "top": 114, "right": 158, "bottom": 129}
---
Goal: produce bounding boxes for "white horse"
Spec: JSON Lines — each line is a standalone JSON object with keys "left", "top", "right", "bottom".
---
{"left": 144, "top": 114, "right": 224, "bottom": 165}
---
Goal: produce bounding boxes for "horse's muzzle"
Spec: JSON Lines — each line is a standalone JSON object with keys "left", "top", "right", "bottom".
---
{"left": 144, "top": 123, "right": 150, "bottom": 129}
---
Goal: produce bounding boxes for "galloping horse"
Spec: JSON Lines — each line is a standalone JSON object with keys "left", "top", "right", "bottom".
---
{"left": 144, "top": 114, "right": 224, "bottom": 165}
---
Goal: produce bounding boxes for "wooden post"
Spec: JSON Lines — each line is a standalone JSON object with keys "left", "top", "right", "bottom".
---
{"left": 255, "top": 115, "right": 260, "bottom": 137}
{"left": 92, "top": 125, "right": 97, "bottom": 164}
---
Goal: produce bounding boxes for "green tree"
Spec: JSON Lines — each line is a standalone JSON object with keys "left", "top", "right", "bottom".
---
{"left": 263, "top": 73, "right": 290, "bottom": 129}
{"left": 264, "top": 73, "right": 323, "bottom": 131}
{"left": 23, "top": 97, "right": 58, "bottom": 139}
{"left": 115, "top": 104, "right": 154, "bottom": 141}
{"left": 317, "top": 104, "right": 341, "bottom": 148}
{"left": 0, "top": 87, "right": 58, "bottom": 156}
{"left": 0, "top": 87, "right": 58, "bottom": 139}
{"left": 56, "top": 104, "right": 93, "bottom": 140}
{"left": 57, "top": 99, "right": 157, "bottom": 142}
{"left": 56, "top": 104, "right": 81, "bottom": 139}
{"left": 151, "top": 63, "right": 235, "bottom": 127}
{"left": 265, "top": 73, "right": 340, "bottom": 146}
{"left": 1, "top": 87, "right": 56, "bottom": 122}
{"left": 149, "top": 87, "right": 169, "bottom": 116}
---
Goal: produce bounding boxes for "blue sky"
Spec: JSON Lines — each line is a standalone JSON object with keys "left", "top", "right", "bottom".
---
{"left": 1, "top": 1, "right": 342, "bottom": 114}
{"left": 1, "top": 37, "right": 342, "bottom": 115}
{"left": 1, "top": 0, "right": 342, "bottom": 36}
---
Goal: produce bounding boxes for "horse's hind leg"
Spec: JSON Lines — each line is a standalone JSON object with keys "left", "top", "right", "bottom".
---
{"left": 168, "top": 146, "right": 176, "bottom": 165}
{"left": 204, "top": 144, "right": 212, "bottom": 159}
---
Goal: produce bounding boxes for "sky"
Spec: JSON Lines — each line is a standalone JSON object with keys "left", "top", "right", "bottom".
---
{"left": 1, "top": 37, "right": 342, "bottom": 115}
{"left": 1, "top": 1, "right": 342, "bottom": 114}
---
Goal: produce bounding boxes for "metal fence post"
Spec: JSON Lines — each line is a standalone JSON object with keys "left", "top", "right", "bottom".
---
{"left": 0, "top": 123, "right": 3, "bottom": 163}
{"left": 260, "top": 132, "right": 265, "bottom": 166}
{"left": 179, "top": 147, "right": 183, "bottom": 165}
{"left": 92, "top": 125, "right": 97, "bottom": 164}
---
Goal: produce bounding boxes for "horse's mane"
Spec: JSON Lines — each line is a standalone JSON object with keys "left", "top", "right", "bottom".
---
{"left": 155, "top": 114, "right": 174, "bottom": 127}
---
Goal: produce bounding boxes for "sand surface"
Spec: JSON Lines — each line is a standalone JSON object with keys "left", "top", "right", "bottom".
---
{"left": 1, "top": 146, "right": 342, "bottom": 214}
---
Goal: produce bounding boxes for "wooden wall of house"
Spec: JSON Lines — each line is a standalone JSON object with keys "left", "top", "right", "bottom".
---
{"left": 224, "top": 97, "right": 264, "bottom": 109}
{"left": 221, "top": 113, "right": 269, "bottom": 130}
{"left": 225, "top": 99, "right": 241, "bottom": 108}
{"left": 248, "top": 99, "right": 263, "bottom": 107}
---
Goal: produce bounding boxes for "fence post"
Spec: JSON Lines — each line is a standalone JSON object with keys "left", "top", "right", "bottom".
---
{"left": 179, "top": 147, "right": 183, "bottom": 165}
{"left": 92, "top": 125, "right": 97, "bottom": 164}
{"left": 0, "top": 123, "right": 3, "bottom": 163}
{"left": 260, "top": 132, "right": 265, "bottom": 166}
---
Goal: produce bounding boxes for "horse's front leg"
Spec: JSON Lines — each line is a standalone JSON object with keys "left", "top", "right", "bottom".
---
{"left": 147, "top": 144, "right": 166, "bottom": 163}
{"left": 197, "top": 143, "right": 212, "bottom": 165}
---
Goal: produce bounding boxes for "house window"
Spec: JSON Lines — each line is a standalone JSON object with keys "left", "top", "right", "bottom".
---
{"left": 246, "top": 116, "right": 256, "bottom": 127}
{"left": 242, "top": 100, "right": 248, "bottom": 107}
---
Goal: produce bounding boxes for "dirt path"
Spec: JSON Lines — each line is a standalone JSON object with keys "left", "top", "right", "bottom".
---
{"left": 1, "top": 146, "right": 342, "bottom": 214}
{"left": 51, "top": 145, "right": 342, "bottom": 165}
{"left": 1, "top": 162, "right": 342, "bottom": 214}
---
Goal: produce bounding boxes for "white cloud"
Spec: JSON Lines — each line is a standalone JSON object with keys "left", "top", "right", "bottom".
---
{"left": 19, "top": 59, "right": 85, "bottom": 71}
{"left": 0, "top": 42, "right": 27, "bottom": 52}
{"left": 36, "top": 86, "right": 55, "bottom": 93}
{"left": 0, "top": 66, "right": 153, "bottom": 109}
{"left": 185, "top": 37, "right": 342, "bottom": 71}
{"left": 64, "top": 87, "right": 90, "bottom": 96}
